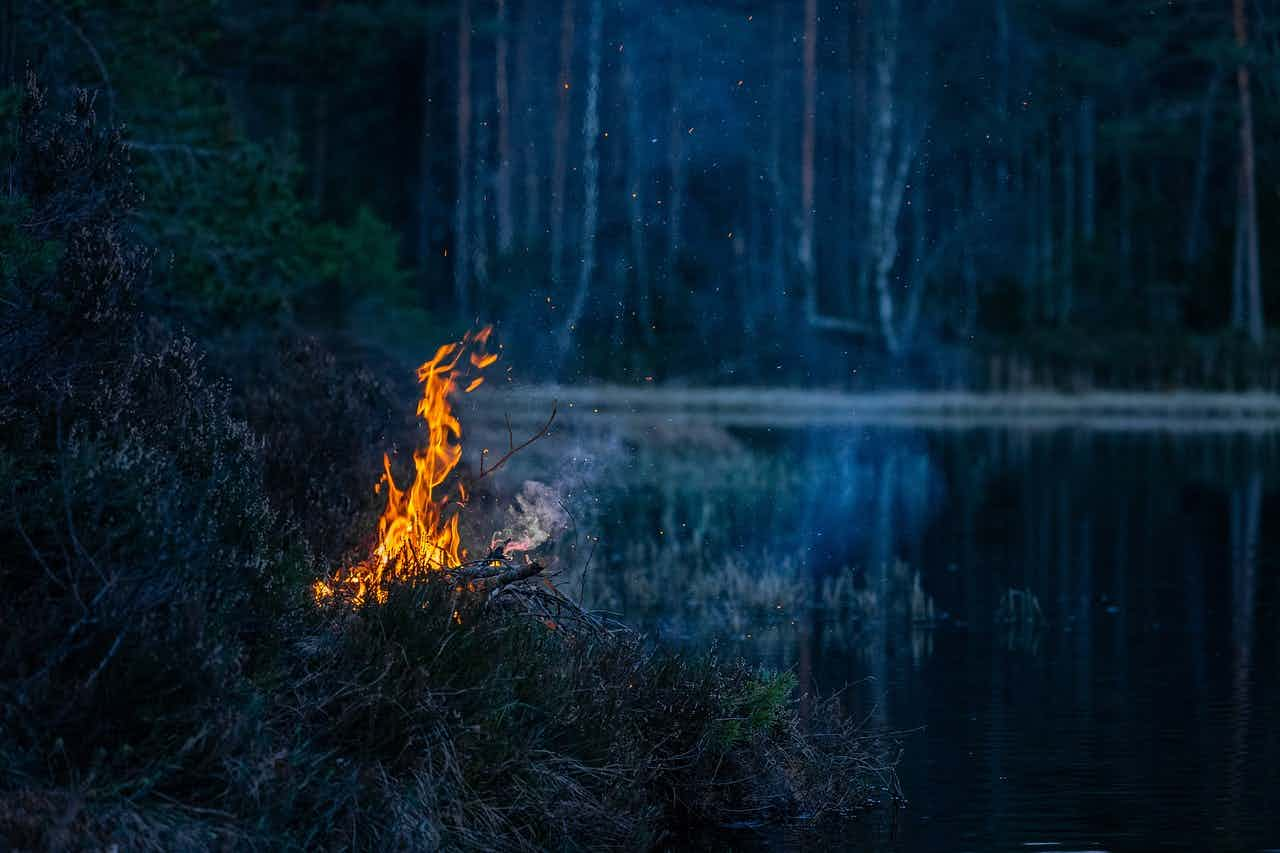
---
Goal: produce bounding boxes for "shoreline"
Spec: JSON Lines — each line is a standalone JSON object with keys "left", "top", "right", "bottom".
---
{"left": 486, "top": 386, "right": 1280, "bottom": 432}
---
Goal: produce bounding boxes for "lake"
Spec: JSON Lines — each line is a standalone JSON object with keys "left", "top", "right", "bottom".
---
{"left": 528, "top": 415, "right": 1280, "bottom": 852}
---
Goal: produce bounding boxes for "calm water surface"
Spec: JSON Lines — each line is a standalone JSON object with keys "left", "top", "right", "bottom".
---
{"left": 581, "top": 425, "right": 1280, "bottom": 852}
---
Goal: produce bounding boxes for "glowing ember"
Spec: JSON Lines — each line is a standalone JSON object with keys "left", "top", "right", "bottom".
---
{"left": 315, "top": 326, "right": 498, "bottom": 605}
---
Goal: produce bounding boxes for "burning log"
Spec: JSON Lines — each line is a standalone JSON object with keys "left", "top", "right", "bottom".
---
{"left": 450, "top": 556, "right": 545, "bottom": 590}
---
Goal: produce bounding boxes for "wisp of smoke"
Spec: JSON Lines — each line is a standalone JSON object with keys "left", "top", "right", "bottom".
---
{"left": 490, "top": 480, "right": 571, "bottom": 556}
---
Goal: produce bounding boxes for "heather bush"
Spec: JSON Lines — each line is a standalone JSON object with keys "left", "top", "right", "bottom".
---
{"left": 220, "top": 331, "right": 403, "bottom": 566}
{"left": 0, "top": 78, "right": 295, "bottom": 839}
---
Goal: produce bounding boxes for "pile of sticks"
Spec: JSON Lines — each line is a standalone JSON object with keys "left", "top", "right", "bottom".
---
{"left": 440, "top": 549, "right": 617, "bottom": 637}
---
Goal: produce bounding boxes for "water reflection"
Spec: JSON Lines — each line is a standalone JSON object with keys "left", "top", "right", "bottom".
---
{"left": 576, "top": 426, "right": 1279, "bottom": 852}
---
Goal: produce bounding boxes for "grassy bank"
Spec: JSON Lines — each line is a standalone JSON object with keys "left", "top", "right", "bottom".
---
{"left": 0, "top": 84, "right": 893, "bottom": 850}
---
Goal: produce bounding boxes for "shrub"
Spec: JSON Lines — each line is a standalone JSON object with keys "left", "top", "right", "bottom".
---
{"left": 0, "top": 76, "right": 295, "bottom": 838}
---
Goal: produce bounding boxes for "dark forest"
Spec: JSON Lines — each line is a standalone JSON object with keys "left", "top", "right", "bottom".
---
{"left": 8, "top": 0, "right": 1280, "bottom": 385}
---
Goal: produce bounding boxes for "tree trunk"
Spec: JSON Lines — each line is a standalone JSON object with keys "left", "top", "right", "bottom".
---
{"left": 1186, "top": 69, "right": 1222, "bottom": 266}
{"left": 1233, "top": 0, "right": 1264, "bottom": 343}
{"left": 853, "top": 0, "right": 871, "bottom": 316}
{"left": 1022, "top": 142, "right": 1038, "bottom": 313}
{"left": 472, "top": 92, "right": 490, "bottom": 294}
{"left": 961, "top": 153, "right": 981, "bottom": 337}
{"left": 867, "top": 0, "right": 911, "bottom": 353}
{"left": 0, "top": 0, "right": 15, "bottom": 84}
{"left": 1061, "top": 114, "right": 1076, "bottom": 323}
{"left": 800, "top": 0, "right": 875, "bottom": 340}
{"left": 549, "top": 0, "right": 576, "bottom": 286}
{"left": 523, "top": 141, "right": 541, "bottom": 245}
{"left": 558, "top": 0, "right": 602, "bottom": 364}
{"left": 494, "top": 0, "right": 514, "bottom": 254}
{"left": 745, "top": 158, "right": 761, "bottom": 336}
{"left": 1040, "top": 146, "right": 1053, "bottom": 300}
{"left": 768, "top": 0, "right": 788, "bottom": 315}
{"left": 454, "top": 0, "right": 473, "bottom": 318}
{"left": 799, "top": 0, "right": 818, "bottom": 309}
{"left": 995, "top": 0, "right": 1011, "bottom": 188}
{"left": 620, "top": 38, "right": 652, "bottom": 341}
{"left": 516, "top": 0, "right": 540, "bottom": 246}
{"left": 1233, "top": 178, "right": 1247, "bottom": 330}
{"left": 834, "top": 0, "right": 854, "bottom": 318}
{"left": 1079, "top": 97, "right": 1095, "bottom": 243}
{"left": 904, "top": 170, "right": 926, "bottom": 342}
{"left": 1119, "top": 146, "right": 1133, "bottom": 292}
{"left": 416, "top": 22, "right": 435, "bottom": 275}
{"left": 665, "top": 56, "right": 685, "bottom": 287}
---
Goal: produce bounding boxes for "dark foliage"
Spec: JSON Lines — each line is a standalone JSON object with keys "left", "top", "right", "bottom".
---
{"left": 0, "top": 81, "right": 891, "bottom": 851}
{"left": 222, "top": 332, "right": 402, "bottom": 565}
{"left": 0, "top": 74, "right": 294, "bottom": 815}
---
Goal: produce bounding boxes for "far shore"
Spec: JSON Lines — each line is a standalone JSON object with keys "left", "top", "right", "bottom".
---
{"left": 484, "top": 386, "right": 1280, "bottom": 432}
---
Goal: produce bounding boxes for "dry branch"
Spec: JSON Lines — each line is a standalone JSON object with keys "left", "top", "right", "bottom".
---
{"left": 475, "top": 400, "right": 557, "bottom": 481}
{"left": 450, "top": 557, "right": 545, "bottom": 591}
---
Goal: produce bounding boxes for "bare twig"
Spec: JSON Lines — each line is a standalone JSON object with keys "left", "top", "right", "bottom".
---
{"left": 11, "top": 482, "right": 64, "bottom": 591}
{"left": 577, "top": 537, "right": 598, "bottom": 606}
{"left": 475, "top": 400, "right": 557, "bottom": 481}
{"left": 85, "top": 629, "right": 124, "bottom": 688}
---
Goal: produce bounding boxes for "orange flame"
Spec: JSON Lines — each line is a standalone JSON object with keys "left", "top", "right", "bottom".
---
{"left": 315, "top": 326, "right": 497, "bottom": 605}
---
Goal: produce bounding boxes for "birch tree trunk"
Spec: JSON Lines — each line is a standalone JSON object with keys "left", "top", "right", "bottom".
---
{"left": 1233, "top": 0, "right": 1264, "bottom": 343}
{"left": 549, "top": 0, "right": 576, "bottom": 286}
{"left": 904, "top": 171, "right": 926, "bottom": 343}
{"left": 801, "top": 0, "right": 876, "bottom": 340}
{"left": 494, "top": 0, "right": 514, "bottom": 254}
{"left": 866, "top": 0, "right": 912, "bottom": 353}
{"left": 620, "top": 38, "right": 652, "bottom": 341}
{"left": 454, "top": 0, "right": 473, "bottom": 318}
{"left": 665, "top": 56, "right": 686, "bottom": 287}
{"left": 517, "top": 0, "right": 540, "bottom": 246}
{"left": 558, "top": 0, "right": 602, "bottom": 364}
{"left": 853, "top": 0, "right": 871, "bottom": 315}
{"left": 835, "top": 0, "right": 854, "bottom": 318}
{"left": 768, "top": 0, "right": 788, "bottom": 315}
{"left": 799, "top": 0, "right": 817, "bottom": 310}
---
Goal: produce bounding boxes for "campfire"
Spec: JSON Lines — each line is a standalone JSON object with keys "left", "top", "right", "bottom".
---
{"left": 313, "top": 326, "right": 556, "bottom": 606}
